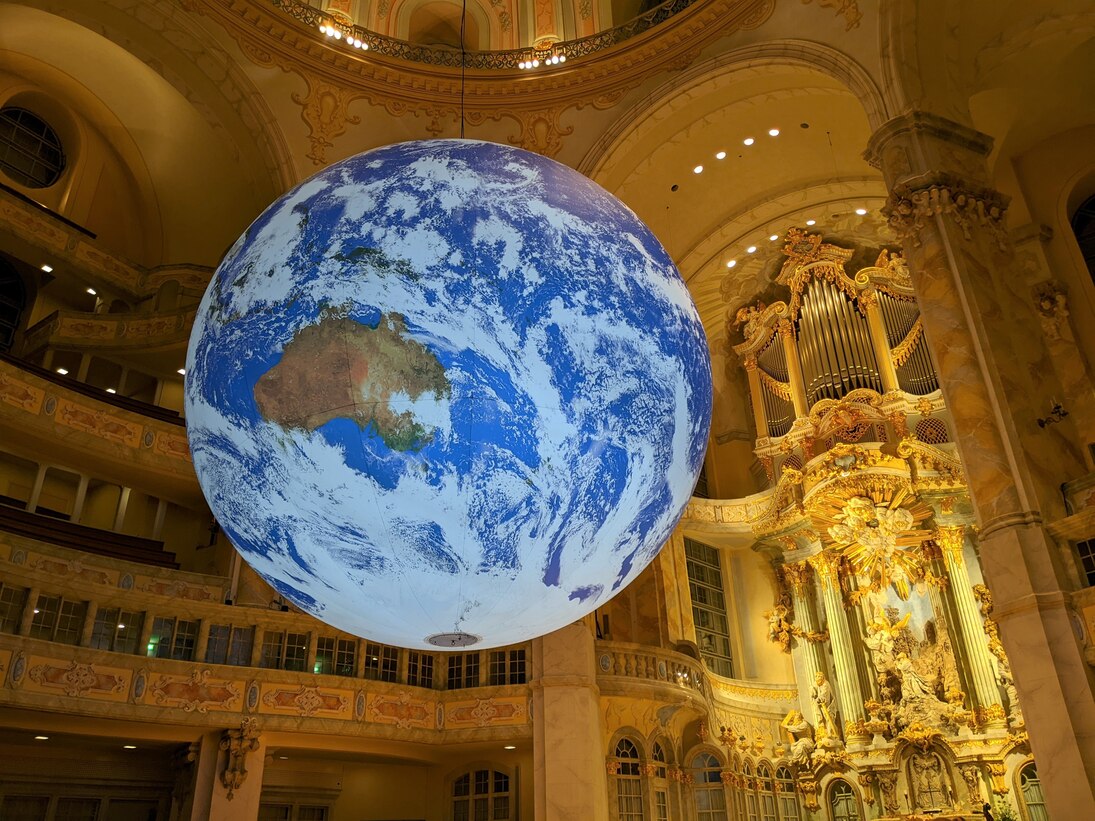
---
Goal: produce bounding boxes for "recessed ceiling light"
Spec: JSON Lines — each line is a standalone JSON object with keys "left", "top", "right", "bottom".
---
{"left": 33, "top": 608, "right": 40, "bottom": 614}
{"left": 726, "top": 260, "right": 737, "bottom": 268}
{"left": 503, "top": 745, "right": 517, "bottom": 750}
{"left": 746, "top": 246, "right": 757, "bottom": 254}
{"left": 56, "top": 368, "right": 68, "bottom": 376}
{"left": 86, "top": 288, "right": 97, "bottom": 296}
{"left": 106, "top": 388, "right": 117, "bottom": 394}
{"left": 715, "top": 151, "right": 726, "bottom": 160}
{"left": 693, "top": 165, "right": 703, "bottom": 174}
{"left": 769, "top": 234, "right": 779, "bottom": 241}
{"left": 768, "top": 128, "right": 780, "bottom": 137}
{"left": 805, "top": 219, "right": 816, "bottom": 226}
{"left": 278, "top": 755, "right": 289, "bottom": 760}
{"left": 123, "top": 745, "right": 137, "bottom": 749}
{"left": 855, "top": 208, "right": 868, "bottom": 215}
{"left": 117, "top": 622, "right": 125, "bottom": 628}
{"left": 40, "top": 264, "right": 53, "bottom": 273}
{"left": 177, "top": 368, "right": 186, "bottom": 376}
{"left": 34, "top": 735, "right": 48, "bottom": 741}
{"left": 743, "top": 137, "right": 754, "bottom": 146}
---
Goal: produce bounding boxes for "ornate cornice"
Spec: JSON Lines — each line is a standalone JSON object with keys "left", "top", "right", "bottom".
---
{"left": 183, "top": 0, "right": 775, "bottom": 160}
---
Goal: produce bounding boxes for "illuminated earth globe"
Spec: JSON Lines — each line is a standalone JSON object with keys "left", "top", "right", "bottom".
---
{"left": 185, "top": 139, "right": 711, "bottom": 650}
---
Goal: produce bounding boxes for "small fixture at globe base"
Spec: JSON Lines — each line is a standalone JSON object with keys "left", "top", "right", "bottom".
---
{"left": 427, "top": 632, "right": 481, "bottom": 648}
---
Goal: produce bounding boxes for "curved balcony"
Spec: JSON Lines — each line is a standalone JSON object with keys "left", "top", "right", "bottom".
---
{"left": 21, "top": 307, "right": 197, "bottom": 357}
{"left": 0, "top": 356, "right": 199, "bottom": 508}
{"left": 594, "top": 640, "right": 709, "bottom": 709}
{"left": 0, "top": 533, "right": 533, "bottom": 742}
{"left": 1, "top": 184, "right": 213, "bottom": 301}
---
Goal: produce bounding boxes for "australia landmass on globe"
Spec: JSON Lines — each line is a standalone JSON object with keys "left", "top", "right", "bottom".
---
{"left": 253, "top": 311, "right": 450, "bottom": 451}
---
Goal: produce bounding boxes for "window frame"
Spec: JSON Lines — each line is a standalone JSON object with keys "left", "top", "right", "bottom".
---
{"left": 147, "top": 616, "right": 199, "bottom": 661}
{"left": 0, "top": 582, "right": 29, "bottom": 634}
{"left": 29, "top": 594, "right": 87, "bottom": 646}
{"left": 205, "top": 623, "right": 255, "bottom": 666}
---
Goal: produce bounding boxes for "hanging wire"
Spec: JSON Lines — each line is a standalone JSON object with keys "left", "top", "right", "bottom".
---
{"left": 460, "top": 0, "right": 467, "bottom": 138}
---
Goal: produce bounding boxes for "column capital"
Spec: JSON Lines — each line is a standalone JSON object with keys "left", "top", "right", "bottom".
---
{"left": 881, "top": 174, "right": 1010, "bottom": 252}
{"left": 934, "top": 526, "right": 966, "bottom": 566}
{"left": 807, "top": 550, "right": 843, "bottom": 585}
{"left": 782, "top": 560, "right": 813, "bottom": 597}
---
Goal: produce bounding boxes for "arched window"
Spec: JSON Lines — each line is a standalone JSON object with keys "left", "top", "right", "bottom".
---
{"left": 743, "top": 762, "right": 760, "bottom": 821}
{"left": 775, "top": 766, "right": 801, "bottom": 821}
{"left": 757, "top": 764, "right": 777, "bottom": 821}
{"left": 651, "top": 742, "right": 669, "bottom": 821}
{"left": 692, "top": 752, "right": 728, "bottom": 821}
{"left": 828, "top": 780, "right": 860, "bottom": 821}
{"left": 1070, "top": 192, "right": 1095, "bottom": 284}
{"left": 1018, "top": 762, "right": 1048, "bottom": 821}
{"left": 451, "top": 769, "right": 510, "bottom": 821}
{"left": 615, "top": 738, "right": 645, "bottom": 821}
{"left": 0, "top": 107, "right": 66, "bottom": 188}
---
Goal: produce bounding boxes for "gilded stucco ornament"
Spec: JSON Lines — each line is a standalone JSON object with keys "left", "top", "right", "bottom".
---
{"left": 823, "top": 495, "right": 929, "bottom": 600}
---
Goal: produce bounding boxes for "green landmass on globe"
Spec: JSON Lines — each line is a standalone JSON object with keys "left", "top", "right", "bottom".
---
{"left": 253, "top": 311, "right": 450, "bottom": 451}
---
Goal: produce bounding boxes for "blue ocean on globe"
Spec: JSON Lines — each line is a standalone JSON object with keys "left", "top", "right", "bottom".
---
{"left": 185, "top": 139, "right": 712, "bottom": 650}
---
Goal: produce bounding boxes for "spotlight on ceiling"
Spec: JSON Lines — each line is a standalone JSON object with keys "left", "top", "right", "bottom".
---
{"left": 715, "top": 151, "right": 726, "bottom": 160}
{"left": 805, "top": 219, "right": 816, "bottom": 226}
{"left": 855, "top": 208, "right": 868, "bottom": 215}
{"left": 743, "top": 137, "right": 754, "bottom": 146}
{"left": 746, "top": 246, "right": 757, "bottom": 254}
{"left": 768, "top": 128, "right": 780, "bottom": 137}
{"left": 726, "top": 260, "right": 737, "bottom": 268}
{"left": 693, "top": 165, "right": 703, "bottom": 174}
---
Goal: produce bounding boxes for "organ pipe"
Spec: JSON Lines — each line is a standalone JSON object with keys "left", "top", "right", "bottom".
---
{"left": 799, "top": 278, "right": 882, "bottom": 404}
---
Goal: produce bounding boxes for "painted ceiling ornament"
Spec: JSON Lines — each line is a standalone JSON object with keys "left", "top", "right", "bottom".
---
{"left": 185, "top": 139, "right": 712, "bottom": 650}
{"left": 826, "top": 495, "right": 923, "bottom": 599}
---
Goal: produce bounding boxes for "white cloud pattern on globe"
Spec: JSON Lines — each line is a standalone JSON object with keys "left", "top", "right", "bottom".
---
{"left": 185, "top": 140, "right": 712, "bottom": 650}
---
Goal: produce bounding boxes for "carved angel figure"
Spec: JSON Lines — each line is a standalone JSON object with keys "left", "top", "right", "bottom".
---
{"left": 732, "top": 301, "right": 767, "bottom": 339}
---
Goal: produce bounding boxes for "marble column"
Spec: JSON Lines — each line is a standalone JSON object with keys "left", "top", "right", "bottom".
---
{"left": 806, "top": 551, "right": 865, "bottom": 735}
{"left": 935, "top": 527, "right": 1005, "bottom": 723}
{"left": 531, "top": 620, "right": 610, "bottom": 820}
{"left": 781, "top": 561, "right": 828, "bottom": 704}
{"left": 866, "top": 109, "right": 1095, "bottom": 816}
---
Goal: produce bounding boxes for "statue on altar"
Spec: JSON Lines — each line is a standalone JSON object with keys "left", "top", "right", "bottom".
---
{"left": 810, "top": 671, "right": 838, "bottom": 734}
{"left": 780, "top": 709, "right": 816, "bottom": 768}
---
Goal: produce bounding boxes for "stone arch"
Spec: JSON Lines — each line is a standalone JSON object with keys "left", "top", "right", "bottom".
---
{"left": 579, "top": 39, "right": 890, "bottom": 179}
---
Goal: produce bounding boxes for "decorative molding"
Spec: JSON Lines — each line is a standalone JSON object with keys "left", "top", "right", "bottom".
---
{"left": 185, "top": 0, "right": 775, "bottom": 158}
{"left": 219, "top": 718, "right": 261, "bottom": 800}
{"left": 882, "top": 175, "right": 1010, "bottom": 251}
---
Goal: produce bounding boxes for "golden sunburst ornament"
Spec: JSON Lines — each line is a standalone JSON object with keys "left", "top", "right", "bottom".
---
{"left": 824, "top": 494, "right": 930, "bottom": 599}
